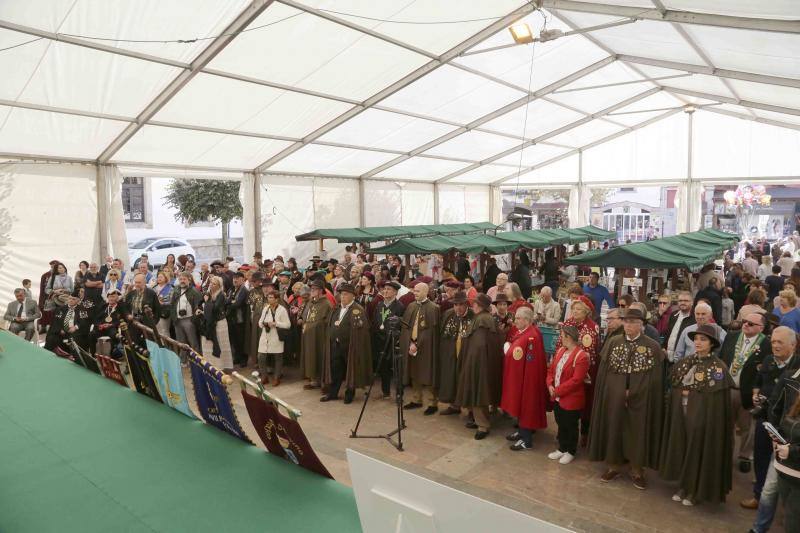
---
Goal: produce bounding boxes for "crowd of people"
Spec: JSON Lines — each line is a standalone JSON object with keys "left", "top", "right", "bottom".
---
{"left": 4, "top": 242, "right": 800, "bottom": 530}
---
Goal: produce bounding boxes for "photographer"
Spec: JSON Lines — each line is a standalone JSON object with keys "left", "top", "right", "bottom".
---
{"left": 170, "top": 272, "right": 202, "bottom": 356}
{"left": 372, "top": 281, "right": 405, "bottom": 400}
{"left": 750, "top": 326, "right": 799, "bottom": 532}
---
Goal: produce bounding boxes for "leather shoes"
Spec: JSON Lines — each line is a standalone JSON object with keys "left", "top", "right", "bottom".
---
{"left": 404, "top": 402, "right": 422, "bottom": 409}
{"left": 600, "top": 470, "right": 620, "bottom": 483}
{"left": 319, "top": 395, "right": 339, "bottom": 402}
{"left": 738, "top": 459, "right": 752, "bottom": 474}
{"left": 740, "top": 497, "right": 759, "bottom": 510}
{"left": 465, "top": 420, "right": 478, "bottom": 429}
{"left": 423, "top": 406, "right": 438, "bottom": 416}
{"left": 474, "top": 430, "right": 489, "bottom": 440}
{"left": 631, "top": 474, "right": 647, "bottom": 490}
{"left": 439, "top": 406, "right": 460, "bottom": 416}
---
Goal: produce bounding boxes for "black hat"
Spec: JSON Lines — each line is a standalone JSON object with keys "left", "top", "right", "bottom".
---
{"left": 493, "top": 293, "right": 509, "bottom": 305}
{"left": 475, "top": 293, "right": 492, "bottom": 310}
{"left": 384, "top": 281, "right": 401, "bottom": 291}
{"left": 210, "top": 260, "right": 223, "bottom": 267}
{"left": 451, "top": 291, "right": 468, "bottom": 304}
{"left": 337, "top": 283, "right": 356, "bottom": 295}
{"left": 688, "top": 324, "right": 721, "bottom": 350}
{"left": 622, "top": 308, "right": 646, "bottom": 322}
{"left": 310, "top": 279, "right": 326, "bottom": 290}
{"left": 250, "top": 271, "right": 265, "bottom": 282}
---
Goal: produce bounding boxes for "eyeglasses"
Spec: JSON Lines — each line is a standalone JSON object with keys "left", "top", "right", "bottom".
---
{"left": 618, "top": 304, "right": 628, "bottom": 308}
{"left": 658, "top": 301, "right": 670, "bottom": 306}
{"left": 743, "top": 320, "right": 763, "bottom": 328}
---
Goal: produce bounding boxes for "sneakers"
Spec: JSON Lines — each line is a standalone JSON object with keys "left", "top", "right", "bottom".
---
{"left": 558, "top": 452, "right": 575, "bottom": 465}
{"left": 740, "top": 497, "right": 759, "bottom": 510}
{"left": 600, "top": 470, "right": 620, "bottom": 483}
{"left": 506, "top": 431, "right": 520, "bottom": 441}
{"left": 510, "top": 439, "right": 532, "bottom": 451}
{"left": 672, "top": 493, "right": 682, "bottom": 502}
{"left": 681, "top": 498, "right": 694, "bottom": 507}
{"left": 547, "top": 450, "right": 565, "bottom": 460}
{"left": 631, "top": 474, "right": 647, "bottom": 490}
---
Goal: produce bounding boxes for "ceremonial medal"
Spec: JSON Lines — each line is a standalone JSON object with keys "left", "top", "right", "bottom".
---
{"left": 637, "top": 346, "right": 647, "bottom": 354}
{"left": 105, "top": 316, "right": 112, "bottom": 323}
{"left": 513, "top": 347, "right": 524, "bottom": 360}
{"left": 694, "top": 371, "right": 706, "bottom": 382}
{"left": 334, "top": 320, "right": 340, "bottom": 327}
{"left": 581, "top": 334, "right": 592, "bottom": 348}
{"left": 353, "top": 309, "right": 360, "bottom": 316}
{"left": 713, "top": 369, "right": 724, "bottom": 381}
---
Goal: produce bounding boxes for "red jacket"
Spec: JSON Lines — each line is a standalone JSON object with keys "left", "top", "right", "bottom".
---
{"left": 546, "top": 346, "right": 590, "bottom": 411}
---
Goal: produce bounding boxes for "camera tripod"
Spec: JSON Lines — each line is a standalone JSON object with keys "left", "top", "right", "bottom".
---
{"left": 350, "top": 324, "right": 406, "bottom": 451}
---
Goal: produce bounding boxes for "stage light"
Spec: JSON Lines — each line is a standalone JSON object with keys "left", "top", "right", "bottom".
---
{"left": 509, "top": 23, "right": 534, "bottom": 44}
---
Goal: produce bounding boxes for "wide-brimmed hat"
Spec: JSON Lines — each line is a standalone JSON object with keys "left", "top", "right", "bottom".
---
{"left": 622, "top": 308, "right": 646, "bottom": 322}
{"left": 337, "top": 283, "right": 356, "bottom": 295}
{"left": 444, "top": 280, "right": 462, "bottom": 289}
{"left": 688, "top": 324, "right": 721, "bottom": 350}
{"left": 53, "top": 292, "right": 72, "bottom": 306}
{"left": 278, "top": 270, "right": 291, "bottom": 277}
{"left": 383, "top": 281, "right": 401, "bottom": 291}
{"left": 451, "top": 291, "right": 468, "bottom": 304}
{"left": 493, "top": 293, "right": 510, "bottom": 305}
{"left": 310, "top": 279, "right": 326, "bottom": 290}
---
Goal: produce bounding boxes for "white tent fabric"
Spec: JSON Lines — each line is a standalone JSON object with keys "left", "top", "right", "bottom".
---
{"left": 97, "top": 164, "right": 129, "bottom": 266}
{"left": 567, "top": 184, "right": 591, "bottom": 229}
{"left": 0, "top": 162, "right": 100, "bottom": 301}
{"left": 238, "top": 173, "right": 256, "bottom": 261}
{"left": 0, "top": 0, "right": 799, "bottom": 272}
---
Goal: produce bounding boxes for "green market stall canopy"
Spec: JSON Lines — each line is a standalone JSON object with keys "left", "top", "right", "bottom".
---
{"left": 295, "top": 222, "right": 498, "bottom": 243}
{"left": 369, "top": 226, "right": 615, "bottom": 255}
{"left": 563, "top": 229, "right": 739, "bottom": 272}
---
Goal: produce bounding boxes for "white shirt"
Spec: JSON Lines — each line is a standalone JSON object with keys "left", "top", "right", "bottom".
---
{"left": 730, "top": 334, "right": 758, "bottom": 386}
{"left": 176, "top": 287, "right": 192, "bottom": 316}
{"left": 666, "top": 311, "right": 690, "bottom": 361}
{"left": 338, "top": 301, "right": 354, "bottom": 322}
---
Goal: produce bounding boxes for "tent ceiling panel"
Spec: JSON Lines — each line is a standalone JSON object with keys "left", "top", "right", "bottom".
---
{"left": 482, "top": 98, "right": 585, "bottom": 138}
{"left": 454, "top": 31, "right": 608, "bottom": 93}
{"left": 111, "top": 124, "right": 293, "bottom": 168}
{"left": 152, "top": 73, "right": 354, "bottom": 138}
{"left": 374, "top": 156, "right": 470, "bottom": 181}
{"left": 267, "top": 144, "right": 397, "bottom": 175}
{"left": 682, "top": 24, "right": 800, "bottom": 80}
{"left": 559, "top": 13, "right": 705, "bottom": 65}
{"left": 505, "top": 153, "right": 580, "bottom": 184}
{"left": 448, "top": 164, "right": 518, "bottom": 184}
{"left": 662, "top": 0, "right": 800, "bottom": 19}
{"left": 552, "top": 60, "right": 643, "bottom": 91}
{"left": 631, "top": 67, "right": 736, "bottom": 100}
{"left": 753, "top": 108, "right": 800, "bottom": 127}
{"left": 316, "top": 108, "right": 455, "bottom": 152}
{"left": 0, "top": 40, "right": 181, "bottom": 117}
{"left": 380, "top": 65, "right": 525, "bottom": 124}
{"left": 0, "top": 106, "right": 127, "bottom": 159}
{"left": 725, "top": 80, "right": 800, "bottom": 111}
{"left": 299, "top": 0, "right": 526, "bottom": 56}
{"left": 206, "top": 3, "right": 430, "bottom": 101}
{"left": 423, "top": 131, "right": 520, "bottom": 161}
{"left": 547, "top": 118, "right": 624, "bottom": 147}
{"left": 548, "top": 81, "right": 650, "bottom": 115}
{"left": 494, "top": 144, "right": 573, "bottom": 167}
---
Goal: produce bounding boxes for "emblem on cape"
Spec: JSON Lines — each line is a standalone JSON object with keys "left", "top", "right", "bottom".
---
{"left": 513, "top": 347, "right": 524, "bottom": 361}
{"left": 352, "top": 309, "right": 360, "bottom": 316}
{"left": 694, "top": 371, "right": 706, "bottom": 382}
{"left": 713, "top": 371, "right": 724, "bottom": 381}
{"left": 581, "top": 334, "right": 592, "bottom": 348}
{"left": 105, "top": 316, "right": 112, "bottom": 323}
{"left": 637, "top": 346, "right": 647, "bottom": 354}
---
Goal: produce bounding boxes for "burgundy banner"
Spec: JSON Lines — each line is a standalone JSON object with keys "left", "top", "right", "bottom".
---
{"left": 97, "top": 354, "right": 128, "bottom": 387}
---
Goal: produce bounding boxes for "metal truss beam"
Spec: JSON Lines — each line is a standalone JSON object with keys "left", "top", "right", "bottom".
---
{"left": 663, "top": 86, "right": 800, "bottom": 117}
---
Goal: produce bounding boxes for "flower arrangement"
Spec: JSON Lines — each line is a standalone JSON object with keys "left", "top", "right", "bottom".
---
{"left": 723, "top": 185, "right": 771, "bottom": 208}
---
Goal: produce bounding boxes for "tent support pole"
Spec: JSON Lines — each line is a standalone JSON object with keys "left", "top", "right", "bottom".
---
{"left": 252, "top": 172, "right": 262, "bottom": 256}
{"left": 95, "top": 164, "right": 110, "bottom": 261}
{"left": 639, "top": 269, "right": 649, "bottom": 302}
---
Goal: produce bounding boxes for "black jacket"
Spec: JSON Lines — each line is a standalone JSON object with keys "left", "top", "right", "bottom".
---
{"left": 719, "top": 331, "right": 771, "bottom": 409}
{"left": 372, "top": 298, "right": 405, "bottom": 342}
{"left": 482, "top": 264, "right": 501, "bottom": 291}
{"left": 169, "top": 285, "right": 202, "bottom": 322}
{"left": 124, "top": 288, "right": 160, "bottom": 319}
{"left": 663, "top": 311, "right": 695, "bottom": 349}
{"left": 759, "top": 354, "right": 800, "bottom": 424}
{"left": 226, "top": 285, "right": 249, "bottom": 324}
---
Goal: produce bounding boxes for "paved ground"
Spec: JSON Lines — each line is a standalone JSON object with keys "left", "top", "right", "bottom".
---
{"left": 203, "top": 357, "right": 776, "bottom": 533}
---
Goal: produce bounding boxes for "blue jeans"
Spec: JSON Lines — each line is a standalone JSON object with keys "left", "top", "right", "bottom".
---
{"left": 752, "top": 459, "right": 779, "bottom": 533}
{"left": 753, "top": 422, "right": 774, "bottom": 498}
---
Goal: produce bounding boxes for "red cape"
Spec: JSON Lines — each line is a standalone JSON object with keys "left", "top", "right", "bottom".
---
{"left": 500, "top": 325, "right": 548, "bottom": 430}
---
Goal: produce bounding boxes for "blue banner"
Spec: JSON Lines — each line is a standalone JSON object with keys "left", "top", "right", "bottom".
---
{"left": 189, "top": 354, "right": 251, "bottom": 443}
{"left": 145, "top": 340, "right": 196, "bottom": 419}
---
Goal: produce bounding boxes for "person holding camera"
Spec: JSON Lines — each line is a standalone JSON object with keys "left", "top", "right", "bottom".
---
{"left": 749, "top": 326, "right": 799, "bottom": 532}
{"left": 257, "top": 291, "right": 291, "bottom": 386}
{"left": 170, "top": 272, "right": 202, "bottom": 357}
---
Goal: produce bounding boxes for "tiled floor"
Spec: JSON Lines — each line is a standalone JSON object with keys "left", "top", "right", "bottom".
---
{"left": 214, "top": 362, "right": 774, "bottom": 533}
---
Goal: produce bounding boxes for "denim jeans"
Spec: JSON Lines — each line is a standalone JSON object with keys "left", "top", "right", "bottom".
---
{"left": 752, "top": 458, "right": 779, "bottom": 533}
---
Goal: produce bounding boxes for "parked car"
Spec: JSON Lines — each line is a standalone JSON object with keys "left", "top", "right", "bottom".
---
{"left": 128, "top": 238, "right": 195, "bottom": 270}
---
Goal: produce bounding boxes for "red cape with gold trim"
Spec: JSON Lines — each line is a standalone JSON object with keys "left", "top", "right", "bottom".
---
{"left": 500, "top": 325, "right": 548, "bottom": 429}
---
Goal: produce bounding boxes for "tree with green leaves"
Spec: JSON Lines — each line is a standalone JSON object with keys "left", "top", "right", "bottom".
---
{"left": 163, "top": 179, "right": 242, "bottom": 257}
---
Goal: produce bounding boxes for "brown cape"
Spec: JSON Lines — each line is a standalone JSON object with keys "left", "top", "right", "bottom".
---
{"left": 400, "top": 299, "right": 440, "bottom": 386}
{"left": 245, "top": 289, "right": 265, "bottom": 361}
{"left": 436, "top": 307, "right": 474, "bottom": 403}
{"left": 322, "top": 302, "right": 372, "bottom": 389}
{"left": 455, "top": 311, "right": 504, "bottom": 408}
{"left": 658, "top": 353, "right": 733, "bottom": 504}
{"left": 588, "top": 334, "right": 664, "bottom": 469}
{"left": 299, "top": 297, "right": 332, "bottom": 381}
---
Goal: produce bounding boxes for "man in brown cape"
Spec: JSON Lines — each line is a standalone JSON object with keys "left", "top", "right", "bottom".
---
{"left": 244, "top": 271, "right": 265, "bottom": 366}
{"left": 321, "top": 283, "right": 372, "bottom": 404}
{"left": 299, "top": 279, "right": 332, "bottom": 390}
{"left": 588, "top": 307, "right": 664, "bottom": 490}
{"left": 400, "top": 282, "right": 440, "bottom": 414}
{"left": 455, "top": 293, "right": 504, "bottom": 440}
{"left": 436, "top": 291, "right": 473, "bottom": 416}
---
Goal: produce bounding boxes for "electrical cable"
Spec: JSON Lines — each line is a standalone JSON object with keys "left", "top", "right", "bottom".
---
{"left": 0, "top": 37, "right": 44, "bottom": 52}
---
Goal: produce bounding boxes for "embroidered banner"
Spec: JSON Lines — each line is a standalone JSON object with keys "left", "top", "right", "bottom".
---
{"left": 189, "top": 354, "right": 251, "bottom": 443}
{"left": 124, "top": 342, "right": 163, "bottom": 403}
{"left": 96, "top": 354, "right": 128, "bottom": 387}
{"left": 241, "top": 389, "right": 333, "bottom": 479}
{"left": 145, "top": 340, "right": 196, "bottom": 419}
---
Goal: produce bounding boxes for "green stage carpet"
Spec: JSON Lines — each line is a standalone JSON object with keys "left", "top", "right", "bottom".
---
{"left": 0, "top": 332, "right": 361, "bottom": 532}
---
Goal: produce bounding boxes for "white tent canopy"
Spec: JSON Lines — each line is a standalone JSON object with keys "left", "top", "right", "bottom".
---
{"left": 1, "top": 0, "right": 799, "bottom": 295}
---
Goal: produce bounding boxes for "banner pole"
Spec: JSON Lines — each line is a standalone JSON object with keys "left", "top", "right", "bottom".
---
{"left": 232, "top": 371, "right": 302, "bottom": 421}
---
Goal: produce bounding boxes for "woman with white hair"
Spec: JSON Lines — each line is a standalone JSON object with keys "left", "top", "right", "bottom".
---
{"left": 486, "top": 272, "right": 508, "bottom": 301}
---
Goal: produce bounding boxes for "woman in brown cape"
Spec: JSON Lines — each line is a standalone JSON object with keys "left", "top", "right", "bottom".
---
{"left": 659, "top": 324, "right": 733, "bottom": 506}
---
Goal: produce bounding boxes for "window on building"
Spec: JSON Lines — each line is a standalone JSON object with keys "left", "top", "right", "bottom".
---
{"left": 122, "top": 177, "right": 145, "bottom": 223}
